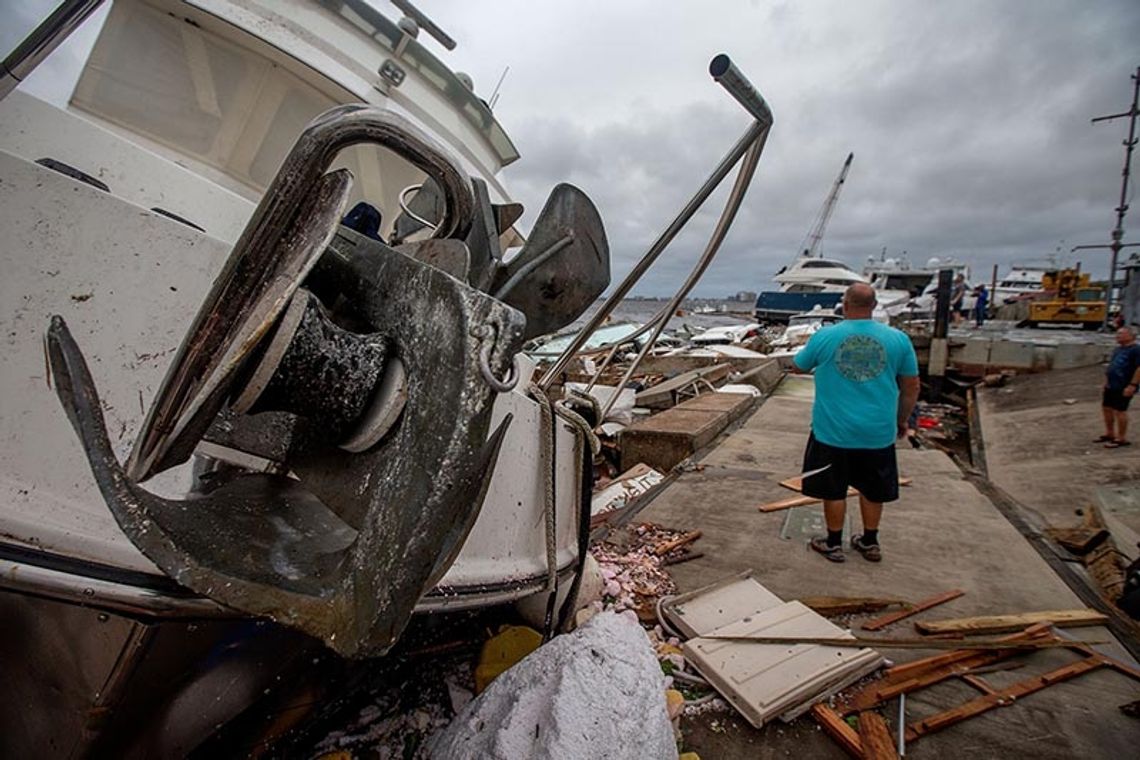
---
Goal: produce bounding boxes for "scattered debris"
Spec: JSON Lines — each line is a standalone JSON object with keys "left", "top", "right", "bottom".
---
{"left": 815, "top": 621, "right": 1140, "bottom": 756}
{"left": 429, "top": 612, "right": 678, "bottom": 759}
{"left": 473, "top": 625, "right": 543, "bottom": 693}
{"left": 857, "top": 710, "right": 899, "bottom": 760}
{"left": 914, "top": 609, "right": 1109, "bottom": 636}
{"left": 798, "top": 596, "right": 909, "bottom": 617}
{"left": 663, "top": 574, "right": 883, "bottom": 727}
{"left": 861, "top": 589, "right": 964, "bottom": 632}
{"left": 591, "top": 463, "right": 666, "bottom": 529}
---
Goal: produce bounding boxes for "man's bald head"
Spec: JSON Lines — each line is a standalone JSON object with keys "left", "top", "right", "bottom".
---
{"left": 843, "top": 283, "right": 877, "bottom": 318}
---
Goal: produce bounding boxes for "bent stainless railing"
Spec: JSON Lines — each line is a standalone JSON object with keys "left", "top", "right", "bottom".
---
{"left": 537, "top": 54, "right": 774, "bottom": 421}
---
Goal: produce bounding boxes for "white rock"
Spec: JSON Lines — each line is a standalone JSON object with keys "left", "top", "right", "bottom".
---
{"left": 429, "top": 612, "right": 677, "bottom": 759}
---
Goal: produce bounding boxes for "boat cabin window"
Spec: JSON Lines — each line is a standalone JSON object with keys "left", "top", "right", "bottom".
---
{"left": 69, "top": 1, "right": 424, "bottom": 236}
{"left": 801, "top": 260, "right": 853, "bottom": 271}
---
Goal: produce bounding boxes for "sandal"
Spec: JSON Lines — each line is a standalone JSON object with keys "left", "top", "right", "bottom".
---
{"left": 1094, "top": 435, "right": 1115, "bottom": 443}
{"left": 809, "top": 536, "right": 845, "bottom": 563}
{"left": 1105, "top": 440, "right": 1132, "bottom": 448}
{"left": 851, "top": 534, "right": 882, "bottom": 562}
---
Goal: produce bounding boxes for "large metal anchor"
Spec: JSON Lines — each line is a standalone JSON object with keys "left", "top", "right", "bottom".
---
{"left": 46, "top": 106, "right": 525, "bottom": 657}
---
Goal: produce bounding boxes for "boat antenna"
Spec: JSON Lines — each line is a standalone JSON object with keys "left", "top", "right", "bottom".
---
{"left": 489, "top": 65, "right": 510, "bottom": 111}
{"left": 391, "top": 0, "right": 456, "bottom": 50}
{"left": 1071, "top": 66, "right": 1140, "bottom": 328}
{"left": 798, "top": 151, "right": 854, "bottom": 257}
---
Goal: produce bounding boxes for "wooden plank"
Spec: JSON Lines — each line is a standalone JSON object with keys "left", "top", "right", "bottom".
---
{"left": 1043, "top": 526, "right": 1109, "bottom": 555}
{"left": 758, "top": 493, "right": 837, "bottom": 512}
{"left": 799, "top": 596, "right": 908, "bottom": 617}
{"left": 653, "top": 530, "right": 702, "bottom": 556}
{"left": 779, "top": 476, "right": 912, "bottom": 493}
{"left": 861, "top": 590, "right": 965, "bottom": 632}
{"left": 858, "top": 711, "right": 899, "bottom": 760}
{"left": 811, "top": 704, "right": 863, "bottom": 758}
{"left": 840, "top": 626, "right": 1056, "bottom": 714}
{"left": 881, "top": 623, "right": 1053, "bottom": 683}
{"left": 700, "top": 634, "right": 1084, "bottom": 651}
{"left": 1084, "top": 542, "right": 1126, "bottom": 601}
{"left": 914, "top": 609, "right": 1109, "bottom": 636}
{"left": 908, "top": 657, "right": 1106, "bottom": 740}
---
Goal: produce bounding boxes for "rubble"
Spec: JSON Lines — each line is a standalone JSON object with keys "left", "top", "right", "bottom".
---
{"left": 428, "top": 612, "right": 678, "bottom": 759}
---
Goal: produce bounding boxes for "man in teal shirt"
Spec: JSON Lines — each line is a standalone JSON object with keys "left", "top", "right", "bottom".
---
{"left": 793, "top": 284, "right": 920, "bottom": 562}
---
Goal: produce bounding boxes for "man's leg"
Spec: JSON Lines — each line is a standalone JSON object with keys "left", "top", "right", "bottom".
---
{"left": 1115, "top": 410, "right": 1129, "bottom": 443}
{"left": 858, "top": 493, "right": 883, "bottom": 533}
{"left": 823, "top": 498, "right": 847, "bottom": 545}
{"left": 1103, "top": 405, "right": 1117, "bottom": 439}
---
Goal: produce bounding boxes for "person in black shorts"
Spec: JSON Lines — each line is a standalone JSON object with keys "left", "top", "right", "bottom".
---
{"left": 793, "top": 284, "right": 920, "bottom": 563}
{"left": 1098, "top": 327, "right": 1140, "bottom": 448}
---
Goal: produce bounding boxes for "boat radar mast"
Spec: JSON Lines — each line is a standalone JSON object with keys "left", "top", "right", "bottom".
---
{"left": 800, "top": 151, "right": 854, "bottom": 258}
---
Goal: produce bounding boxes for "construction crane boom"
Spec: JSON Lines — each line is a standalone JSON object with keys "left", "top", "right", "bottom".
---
{"left": 801, "top": 152, "right": 854, "bottom": 257}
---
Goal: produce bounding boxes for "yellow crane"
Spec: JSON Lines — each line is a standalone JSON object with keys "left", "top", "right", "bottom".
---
{"left": 1023, "top": 268, "right": 1106, "bottom": 329}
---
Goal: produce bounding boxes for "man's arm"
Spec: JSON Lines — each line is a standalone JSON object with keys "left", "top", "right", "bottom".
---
{"left": 897, "top": 375, "right": 920, "bottom": 438}
{"left": 1125, "top": 348, "right": 1140, "bottom": 397}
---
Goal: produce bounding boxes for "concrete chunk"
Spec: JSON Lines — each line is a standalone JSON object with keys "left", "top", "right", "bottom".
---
{"left": 430, "top": 611, "right": 677, "bottom": 760}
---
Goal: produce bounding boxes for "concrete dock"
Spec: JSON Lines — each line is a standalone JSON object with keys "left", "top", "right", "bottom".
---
{"left": 638, "top": 372, "right": 1140, "bottom": 759}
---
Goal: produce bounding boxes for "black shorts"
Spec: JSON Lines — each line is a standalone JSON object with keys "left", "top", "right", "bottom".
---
{"left": 1103, "top": 387, "right": 1134, "bottom": 412}
{"left": 801, "top": 432, "right": 900, "bottom": 503}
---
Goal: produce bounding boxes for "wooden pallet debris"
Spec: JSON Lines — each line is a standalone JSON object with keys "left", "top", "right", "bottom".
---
{"left": 861, "top": 589, "right": 964, "bottom": 632}
{"left": 858, "top": 711, "right": 898, "bottom": 760}
{"left": 798, "top": 596, "right": 908, "bottom": 617}
{"left": 914, "top": 609, "right": 1108, "bottom": 636}
{"left": 653, "top": 530, "right": 702, "bottom": 556}
{"left": 813, "top": 622, "right": 1140, "bottom": 756}
{"left": 811, "top": 703, "right": 862, "bottom": 758}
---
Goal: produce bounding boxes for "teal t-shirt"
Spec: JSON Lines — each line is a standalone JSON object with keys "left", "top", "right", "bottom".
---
{"left": 793, "top": 319, "right": 919, "bottom": 449}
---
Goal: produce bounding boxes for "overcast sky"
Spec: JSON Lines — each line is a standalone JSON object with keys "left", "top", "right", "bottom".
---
{"left": 9, "top": 1, "right": 1138, "bottom": 297}
{"left": 393, "top": 0, "right": 1139, "bottom": 296}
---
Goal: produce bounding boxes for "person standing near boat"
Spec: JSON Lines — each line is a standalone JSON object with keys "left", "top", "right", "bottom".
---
{"left": 1098, "top": 327, "right": 1140, "bottom": 449}
{"left": 793, "top": 283, "right": 920, "bottom": 562}
{"left": 950, "top": 274, "right": 967, "bottom": 325}
{"left": 973, "top": 283, "right": 988, "bottom": 328}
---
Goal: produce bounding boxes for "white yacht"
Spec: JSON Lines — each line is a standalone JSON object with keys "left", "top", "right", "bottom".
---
{"left": 993, "top": 263, "right": 1051, "bottom": 304}
{"left": 773, "top": 255, "right": 868, "bottom": 293}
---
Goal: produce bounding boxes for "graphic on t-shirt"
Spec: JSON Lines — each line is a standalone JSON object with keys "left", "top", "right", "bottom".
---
{"left": 835, "top": 335, "right": 886, "bottom": 382}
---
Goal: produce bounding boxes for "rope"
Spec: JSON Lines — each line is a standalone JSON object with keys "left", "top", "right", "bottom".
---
{"left": 527, "top": 382, "right": 559, "bottom": 640}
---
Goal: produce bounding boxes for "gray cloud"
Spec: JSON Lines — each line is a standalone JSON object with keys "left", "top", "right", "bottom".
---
{"left": 426, "top": 0, "right": 1140, "bottom": 295}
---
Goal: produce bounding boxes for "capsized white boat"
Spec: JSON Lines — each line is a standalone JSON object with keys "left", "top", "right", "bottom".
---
{"left": 1, "top": 3, "right": 777, "bottom": 754}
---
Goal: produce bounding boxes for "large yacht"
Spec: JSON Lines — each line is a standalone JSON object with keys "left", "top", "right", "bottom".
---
{"left": 773, "top": 255, "right": 868, "bottom": 293}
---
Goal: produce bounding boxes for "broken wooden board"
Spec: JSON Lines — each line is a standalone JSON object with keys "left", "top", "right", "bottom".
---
{"left": 914, "top": 609, "right": 1109, "bottom": 636}
{"left": 812, "top": 703, "right": 862, "bottom": 758}
{"left": 798, "top": 596, "right": 908, "bottom": 617}
{"left": 858, "top": 711, "right": 899, "bottom": 760}
{"left": 861, "top": 589, "right": 964, "bottom": 632}
{"left": 758, "top": 493, "right": 843, "bottom": 512}
{"left": 653, "top": 530, "right": 702, "bottom": 556}
{"left": 778, "top": 475, "right": 913, "bottom": 493}
{"left": 1084, "top": 542, "right": 1127, "bottom": 601}
{"left": 1044, "top": 526, "right": 1110, "bottom": 555}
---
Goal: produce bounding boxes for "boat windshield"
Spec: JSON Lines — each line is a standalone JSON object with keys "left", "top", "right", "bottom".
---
{"left": 801, "top": 259, "right": 854, "bottom": 271}
{"left": 69, "top": 1, "right": 427, "bottom": 231}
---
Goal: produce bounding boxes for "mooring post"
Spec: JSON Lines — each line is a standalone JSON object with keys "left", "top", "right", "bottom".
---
{"left": 929, "top": 269, "right": 953, "bottom": 398}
